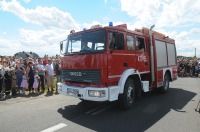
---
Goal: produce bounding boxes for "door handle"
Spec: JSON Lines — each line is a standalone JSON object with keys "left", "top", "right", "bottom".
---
{"left": 123, "top": 62, "right": 128, "bottom": 67}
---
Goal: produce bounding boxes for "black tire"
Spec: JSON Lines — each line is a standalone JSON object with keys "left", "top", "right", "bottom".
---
{"left": 160, "top": 73, "right": 170, "bottom": 93}
{"left": 119, "top": 78, "right": 136, "bottom": 110}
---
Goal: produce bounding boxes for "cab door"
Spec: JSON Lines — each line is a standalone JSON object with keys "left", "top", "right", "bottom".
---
{"left": 135, "top": 37, "right": 150, "bottom": 73}
{"left": 107, "top": 31, "right": 128, "bottom": 83}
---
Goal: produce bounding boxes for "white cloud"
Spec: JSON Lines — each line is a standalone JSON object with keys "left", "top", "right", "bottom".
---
{"left": 1, "top": 0, "right": 200, "bottom": 58}
{"left": 120, "top": 0, "right": 200, "bottom": 28}
{"left": 0, "top": 32, "right": 7, "bottom": 35}
{"left": 0, "top": 0, "right": 79, "bottom": 56}
{"left": 0, "top": 28, "right": 68, "bottom": 57}
{"left": 18, "top": 28, "right": 69, "bottom": 56}
{"left": 23, "top": 0, "right": 31, "bottom": 3}
{"left": 165, "top": 28, "right": 200, "bottom": 57}
{"left": 120, "top": 0, "right": 200, "bottom": 57}
{"left": 1, "top": 0, "right": 79, "bottom": 30}
{"left": 0, "top": 38, "right": 21, "bottom": 56}
{"left": 104, "top": 0, "right": 108, "bottom": 4}
{"left": 157, "top": 0, "right": 200, "bottom": 28}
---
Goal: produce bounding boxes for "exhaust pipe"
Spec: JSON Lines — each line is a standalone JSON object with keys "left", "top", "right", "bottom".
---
{"left": 149, "top": 25, "right": 155, "bottom": 82}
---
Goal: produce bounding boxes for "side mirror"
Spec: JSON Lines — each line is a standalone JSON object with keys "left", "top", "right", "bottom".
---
{"left": 60, "top": 39, "right": 67, "bottom": 55}
{"left": 60, "top": 41, "right": 63, "bottom": 51}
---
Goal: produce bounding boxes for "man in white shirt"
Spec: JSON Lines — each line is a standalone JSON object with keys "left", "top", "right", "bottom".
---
{"left": 45, "top": 59, "right": 54, "bottom": 92}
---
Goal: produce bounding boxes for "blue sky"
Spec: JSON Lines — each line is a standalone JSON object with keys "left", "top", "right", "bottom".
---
{"left": 0, "top": 0, "right": 200, "bottom": 57}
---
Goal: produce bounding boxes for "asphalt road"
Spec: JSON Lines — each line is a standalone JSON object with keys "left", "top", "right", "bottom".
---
{"left": 0, "top": 77, "right": 200, "bottom": 132}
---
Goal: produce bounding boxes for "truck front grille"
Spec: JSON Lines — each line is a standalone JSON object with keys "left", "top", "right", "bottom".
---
{"left": 61, "top": 70, "right": 101, "bottom": 83}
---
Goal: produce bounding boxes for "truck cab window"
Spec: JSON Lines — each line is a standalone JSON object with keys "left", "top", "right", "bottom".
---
{"left": 136, "top": 37, "right": 145, "bottom": 52}
{"left": 66, "top": 30, "right": 106, "bottom": 54}
{"left": 126, "top": 35, "right": 134, "bottom": 51}
{"left": 109, "top": 32, "right": 124, "bottom": 50}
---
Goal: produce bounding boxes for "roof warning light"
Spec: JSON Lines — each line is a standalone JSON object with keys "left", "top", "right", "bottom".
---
{"left": 109, "top": 22, "right": 113, "bottom": 26}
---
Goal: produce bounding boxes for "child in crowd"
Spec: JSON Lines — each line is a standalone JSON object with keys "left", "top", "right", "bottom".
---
{"left": 20, "top": 71, "right": 28, "bottom": 95}
{"left": 33, "top": 70, "right": 40, "bottom": 94}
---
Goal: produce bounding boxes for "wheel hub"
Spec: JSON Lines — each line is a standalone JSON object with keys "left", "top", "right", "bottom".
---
{"left": 127, "top": 86, "right": 134, "bottom": 103}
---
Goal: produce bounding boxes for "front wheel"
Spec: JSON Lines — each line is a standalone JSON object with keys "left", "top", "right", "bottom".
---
{"left": 119, "top": 78, "right": 136, "bottom": 110}
{"left": 160, "top": 73, "right": 170, "bottom": 93}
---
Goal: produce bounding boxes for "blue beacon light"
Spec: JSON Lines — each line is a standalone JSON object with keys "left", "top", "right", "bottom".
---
{"left": 83, "top": 28, "right": 87, "bottom": 31}
{"left": 109, "top": 22, "right": 113, "bottom": 26}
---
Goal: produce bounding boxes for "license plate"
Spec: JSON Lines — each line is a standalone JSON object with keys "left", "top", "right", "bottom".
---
{"left": 67, "top": 88, "right": 79, "bottom": 97}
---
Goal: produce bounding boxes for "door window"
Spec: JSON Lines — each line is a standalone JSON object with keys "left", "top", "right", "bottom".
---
{"left": 109, "top": 32, "right": 124, "bottom": 50}
{"left": 126, "top": 35, "right": 134, "bottom": 51}
{"left": 136, "top": 37, "right": 145, "bottom": 52}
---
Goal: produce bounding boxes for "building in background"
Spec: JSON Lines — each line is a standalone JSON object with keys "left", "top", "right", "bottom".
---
{"left": 14, "top": 51, "right": 40, "bottom": 59}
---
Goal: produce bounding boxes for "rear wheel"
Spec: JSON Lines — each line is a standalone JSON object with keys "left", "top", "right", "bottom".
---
{"left": 119, "top": 78, "right": 136, "bottom": 110}
{"left": 160, "top": 73, "right": 170, "bottom": 93}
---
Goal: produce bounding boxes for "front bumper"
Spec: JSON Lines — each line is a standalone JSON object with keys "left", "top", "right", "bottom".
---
{"left": 57, "top": 82, "right": 119, "bottom": 102}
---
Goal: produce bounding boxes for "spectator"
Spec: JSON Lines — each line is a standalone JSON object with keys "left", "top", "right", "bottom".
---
{"left": 43, "top": 55, "right": 48, "bottom": 66}
{"left": 0, "top": 61, "right": 5, "bottom": 98}
{"left": 26, "top": 62, "right": 34, "bottom": 94}
{"left": 28, "top": 57, "right": 33, "bottom": 64}
{"left": 33, "top": 70, "right": 40, "bottom": 94}
{"left": 45, "top": 59, "right": 54, "bottom": 92}
{"left": 54, "top": 59, "right": 61, "bottom": 94}
{"left": 0, "top": 67, "right": 3, "bottom": 96}
{"left": 36, "top": 59, "right": 45, "bottom": 93}
{"left": 15, "top": 63, "right": 23, "bottom": 93}
{"left": 11, "top": 70, "right": 17, "bottom": 96}
{"left": 21, "top": 71, "right": 28, "bottom": 95}
{"left": 23, "top": 59, "right": 27, "bottom": 69}
{"left": 19, "top": 57, "right": 24, "bottom": 68}
{"left": 4, "top": 70, "right": 12, "bottom": 96}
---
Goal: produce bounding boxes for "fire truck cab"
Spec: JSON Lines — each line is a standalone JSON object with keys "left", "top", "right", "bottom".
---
{"left": 58, "top": 23, "right": 177, "bottom": 110}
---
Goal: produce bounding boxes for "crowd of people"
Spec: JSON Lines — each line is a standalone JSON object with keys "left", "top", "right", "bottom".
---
{"left": 0, "top": 55, "right": 61, "bottom": 100}
{"left": 177, "top": 57, "right": 200, "bottom": 77}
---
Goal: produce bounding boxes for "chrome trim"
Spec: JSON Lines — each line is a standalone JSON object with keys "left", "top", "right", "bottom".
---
{"left": 157, "top": 65, "right": 176, "bottom": 70}
{"left": 108, "top": 75, "right": 121, "bottom": 79}
{"left": 140, "top": 71, "right": 150, "bottom": 74}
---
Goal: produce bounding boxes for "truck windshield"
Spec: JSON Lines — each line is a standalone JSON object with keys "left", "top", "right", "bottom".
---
{"left": 65, "top": 29, "right": 106, "bottom": 55}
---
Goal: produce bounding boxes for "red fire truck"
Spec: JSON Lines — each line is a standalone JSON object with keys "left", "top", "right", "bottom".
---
{"left": 58, "top": 23, "right": 177, "bottom": 110}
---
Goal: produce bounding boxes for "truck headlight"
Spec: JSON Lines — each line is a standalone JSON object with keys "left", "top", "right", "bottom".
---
{"left": 88, "top": 90, "right": 106, "bottom": 97}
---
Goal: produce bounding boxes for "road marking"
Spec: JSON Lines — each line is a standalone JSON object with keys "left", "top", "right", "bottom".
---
{"left": 41, "top": 123, "right": 67, "bottom": 132}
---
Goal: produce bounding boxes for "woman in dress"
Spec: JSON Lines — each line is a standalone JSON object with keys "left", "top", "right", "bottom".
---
{"left": 20, "top": 71, "right": 28, "bottom": 95}
{"left": 33, "top": 70, "right": 40, "bottom": 94}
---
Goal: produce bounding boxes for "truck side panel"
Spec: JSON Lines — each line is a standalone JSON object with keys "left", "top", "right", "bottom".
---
{"left": 155, "top": 40, "right": 167, "bottom": 84}
{"left": 155, "top": 40, "right": 167, "bottom": 68}
{"left": 166, "top": 43, "right": 177, "bottom": 80}
{"left": 155, "top": 40, "right": 177, "bottom": 87}
{"left": 166, "top": 43, "right": 176, "bottom": 66}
